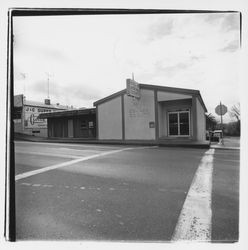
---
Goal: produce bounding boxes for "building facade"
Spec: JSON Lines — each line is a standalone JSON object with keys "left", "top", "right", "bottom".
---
{"left": 14, "top": 95, "right": 68, "bottom": 137}
{"left": 39, "top": 108, "right": 96, "bottom": 139}
{"left": 93, "top": 79, "right": 207, "bottom": 144}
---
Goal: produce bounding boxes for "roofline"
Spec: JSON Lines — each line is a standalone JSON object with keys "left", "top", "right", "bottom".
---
{"left": 24, "top": 104, "right": 67, "bottom": 109}
{"left": 39, "top": 108, "right": 96, "bottom": 119}
{"left": 139, "top": 83, "right": 200, "bottom": 95}
{"left": 93, "top": 83, "right": 206, "bottom": 108}
{"left": 196, "top": 93, "right": 208, "bottom": 113}
{"left": 93, "top": 89, "right": 126, "bottom": 106}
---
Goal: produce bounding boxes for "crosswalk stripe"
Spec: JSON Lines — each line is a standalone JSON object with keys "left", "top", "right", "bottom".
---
{"left": 15, "top": 146, "right": 154, "bottom": 181}
{"left": 172, "top": 148, "right": 215, "bottom": 241}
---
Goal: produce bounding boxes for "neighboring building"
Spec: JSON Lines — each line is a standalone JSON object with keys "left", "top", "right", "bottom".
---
{"left": 39, "top": 108, "right": 96, "bottom": 138}
{"left": 13, "top": 95, "right": 68, "bottom": 137}
{"left": 93, "top": 79, "right": 207, "bottom": 144}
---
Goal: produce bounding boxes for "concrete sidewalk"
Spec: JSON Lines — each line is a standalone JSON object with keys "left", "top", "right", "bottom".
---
{"left": 210, "top": 136, "right": 240, "bottom": 150}
{"left": 14, "top": 133, "right": 210, "bottom": 148}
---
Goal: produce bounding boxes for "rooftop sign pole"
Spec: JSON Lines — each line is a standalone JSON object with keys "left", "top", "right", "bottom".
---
{"left": 126, "top": 78, "right": 140, "bottom": 99}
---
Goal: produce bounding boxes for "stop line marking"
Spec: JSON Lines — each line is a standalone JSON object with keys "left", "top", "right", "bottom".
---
{"left": 172, "top": 148, "right": 215, "bottom": 241}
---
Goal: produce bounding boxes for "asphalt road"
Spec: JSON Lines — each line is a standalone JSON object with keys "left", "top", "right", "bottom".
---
{"left": 14, "top": 141, "right": 239, "bottom": 242}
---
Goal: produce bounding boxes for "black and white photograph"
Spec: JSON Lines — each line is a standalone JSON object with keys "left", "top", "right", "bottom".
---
{"left": 1, "top": 0, "right": 247, "bottom": 249}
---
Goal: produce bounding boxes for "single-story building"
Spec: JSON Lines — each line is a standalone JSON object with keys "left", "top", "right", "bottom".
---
{"left": 14, "top": 95, "right": 68, "bottom": 137}
{"left": 39, "top": 108, "right": 96, "bottom": 139}
{"left": 93, "top": 79, "right": 207, "bottom": 145}
{"left": 38, "top": 79, "right": 208, "bottom": 146}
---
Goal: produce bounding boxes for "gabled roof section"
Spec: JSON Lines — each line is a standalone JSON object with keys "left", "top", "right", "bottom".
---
{"left": 93, "top": 89, "right": 126, "bottom": 106}
{"left": 93, "top": 83, "right": 207, "bottom": 112}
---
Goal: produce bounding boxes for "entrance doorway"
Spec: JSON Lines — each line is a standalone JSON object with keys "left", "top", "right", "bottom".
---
{"left": 168, "top": 111, "right": 190, "bottom": 136}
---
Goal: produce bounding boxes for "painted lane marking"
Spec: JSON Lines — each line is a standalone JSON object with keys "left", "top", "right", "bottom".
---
{"left": 20, "top": 182, "right": 31, "bottom": 186}
{"left": 58, "top": 148, "right": 103, "bottom": 154}
{"left": 15, "top": 150, "right": 81, "bottom": 159}
{"left": 172, "top": 148, "right": 215, "bottom": 242}
{"left": 15, "top": 146, "right": 151, "bottom": 181}
{"left": 32, "top": 184, "right": 41, "bottom": 187}
{"left": 14, "top": 141, "right": 125, "bottom": 149}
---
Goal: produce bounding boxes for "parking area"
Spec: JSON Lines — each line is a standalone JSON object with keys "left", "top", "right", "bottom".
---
{"left": 14, "top": 141, "right": 239, "bottom": 241}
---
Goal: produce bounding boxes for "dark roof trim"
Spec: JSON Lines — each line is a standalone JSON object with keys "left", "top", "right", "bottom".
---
{"left": 139, "top": 83, "right": 200, "bottom": 95}
{"left": 196, "top": 93, "right": 208, "bottom": 113}
{"left": 94, "top": 84, "right": 201, "bottom": 106}
{"left": 94, "top": 83, "right": 207, "bottom": 112}
{"left": 24, "top": 103, "right": 67, "bottom": 110}
{"left": 39, "top": 108, "right": 96, "bottom": 119}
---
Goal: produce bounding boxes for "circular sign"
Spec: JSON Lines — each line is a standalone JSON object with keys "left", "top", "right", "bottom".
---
{"left": 215, "top": 104, "right": 228, "bottom": 116}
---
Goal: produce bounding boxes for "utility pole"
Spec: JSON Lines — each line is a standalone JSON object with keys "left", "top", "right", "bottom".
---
{"left": 45, "top": 72, "right": 53, "bottom": 99}
{"left": 20, "top": 73, "right": 26, "bottom": 97}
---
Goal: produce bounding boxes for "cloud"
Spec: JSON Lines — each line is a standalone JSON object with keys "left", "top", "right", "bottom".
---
{"left": 220, "top": 40, "right": 240, "bottom": 53}
{"left": 221, "top": 14, "right": 240, "bottom": 32}
{"left": 154, "top": 61, "right": 189, "bottom": 77}
{"left": 52, "top": 82, "right": 102, "bottom": 101}
{"left": 147, "top": 18, "right": 174, "bottom": 41}
{"left": 204, "top": 13, "right": 240, "bottom": 33}
{"left": 154, "top": 55, "right": 204, "bottom": 77}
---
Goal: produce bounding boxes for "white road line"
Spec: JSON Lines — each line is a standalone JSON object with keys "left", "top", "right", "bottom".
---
{"left": 15, "top": 150, "right": 82, "bottom": 159}
{"left": 172, "top": 148, "right": 215, "bottom": 242}
{"left": 14, "top": 141, "right": 124, "bottom": 149}
{"left": 15, "top": 146, "right": 150, "bottom": 181}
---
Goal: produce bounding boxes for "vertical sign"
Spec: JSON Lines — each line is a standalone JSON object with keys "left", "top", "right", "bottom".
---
{"left": 126, "top": 78, "right": 140, "bottom": 99}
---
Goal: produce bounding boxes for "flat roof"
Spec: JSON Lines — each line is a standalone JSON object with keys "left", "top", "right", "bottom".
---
{"left": 24, "top": 100, "right": 69, "bottom": 110}
{"left": 39, "top": 108, "right": 96, "bottom": 119}
{"left": 93, "top": 83, "right": 207, "bottom": 112}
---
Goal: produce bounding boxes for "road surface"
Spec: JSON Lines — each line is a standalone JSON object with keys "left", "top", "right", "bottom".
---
{"left": 14, "top": 141, "right": 239, "bottom": 242}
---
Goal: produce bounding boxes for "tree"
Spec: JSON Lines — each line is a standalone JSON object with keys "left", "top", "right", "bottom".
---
{"left": 229, "top": 103, "right": 240, "bottom": 121}
{"left": 228, "top": 103, "right": 240, "bottom": 136}
{"left": 206, "top": 113, "right": 217, "bottom": 131}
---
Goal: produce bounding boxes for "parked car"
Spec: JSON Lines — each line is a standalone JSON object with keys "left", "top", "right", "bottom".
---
{"left": 206, "top": 130, "right": 223, "bottom": 142}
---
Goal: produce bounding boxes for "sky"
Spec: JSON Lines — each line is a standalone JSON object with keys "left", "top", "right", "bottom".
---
{"left": 13, "top": 12, "right": 240, "bottom": 123}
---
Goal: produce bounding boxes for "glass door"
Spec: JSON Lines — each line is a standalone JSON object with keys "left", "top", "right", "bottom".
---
{"left": 168, "top": 111, "right": 190, "bottom": 136}
{"left": 179, "top": 112, "right": 190, "bottom": 135}
{"left": 168, "top": 113, "right": 179, "bottom": 136}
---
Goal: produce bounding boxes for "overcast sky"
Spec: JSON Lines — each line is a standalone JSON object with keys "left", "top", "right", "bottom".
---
{"left": 13, "top": 12, "right": 240, "bottom": 122}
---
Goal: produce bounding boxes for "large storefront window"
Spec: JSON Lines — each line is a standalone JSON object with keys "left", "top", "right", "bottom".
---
{"left": 168, "top": 111, "right": 190, "bottom": 136}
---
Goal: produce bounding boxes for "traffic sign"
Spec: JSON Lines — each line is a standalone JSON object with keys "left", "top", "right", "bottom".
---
{"left": 215, "top": 104, "right": 227, "bottom": 116}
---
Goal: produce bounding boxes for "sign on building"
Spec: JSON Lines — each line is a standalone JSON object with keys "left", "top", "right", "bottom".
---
{"left": 126, "top": 79, "right": 140, "bottom": 99}
{"left": 24, "top": 106, "right": 53, "bottom": 129}
{"left": 14, "top": 94, "right": 23, "bottom": 107}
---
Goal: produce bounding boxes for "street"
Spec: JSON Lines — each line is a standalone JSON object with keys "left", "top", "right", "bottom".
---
{"left": 14, "top": 141, "right": 239, "bottom": 241}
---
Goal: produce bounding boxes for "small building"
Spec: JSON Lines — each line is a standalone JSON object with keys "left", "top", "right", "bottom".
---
{"left": 39, "top": 108, "right": 96, "bottom": 139}
{"left": 93, "top": 79, "right": 207, "bottom": 144}
{"left": 13, "top": 95, "right": 68, "bottom": 137}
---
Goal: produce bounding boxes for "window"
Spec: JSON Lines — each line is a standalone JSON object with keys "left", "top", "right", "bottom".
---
{"left": 168, "top": 111, "right": 190, "bottom": 136}
{"left": 80, "top": 120, "right": 87, "bottom": 129}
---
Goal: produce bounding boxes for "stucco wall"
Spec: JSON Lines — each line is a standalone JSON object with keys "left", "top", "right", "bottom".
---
{"left": 158, "top": 103, "right": 166, "bottom": 137}
{"left": 98, "top": 96, "right": 122, "bottom": 140}
{"left": 124, "top": 89, "right": 155, "bottom": 140}
{"left": 196, "top": 97, "right": 206, "bottom": 141}
{"left": 157, "top": 91, "right": 191, "bottom": 102}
